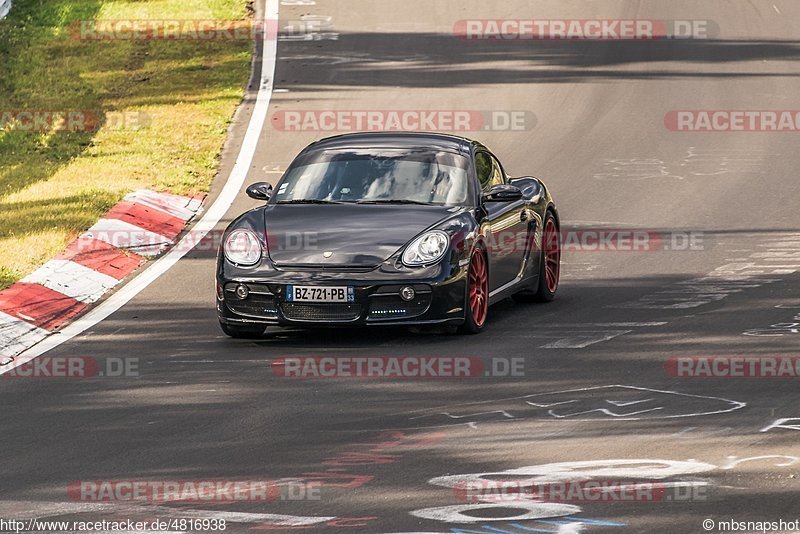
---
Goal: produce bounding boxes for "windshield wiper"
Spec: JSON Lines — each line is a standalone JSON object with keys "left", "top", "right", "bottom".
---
{"left": 276, "top": 199, "right": 347, "bottom": 205}
{"left": 356, "top": 199, "right": 433, "bottom": 205}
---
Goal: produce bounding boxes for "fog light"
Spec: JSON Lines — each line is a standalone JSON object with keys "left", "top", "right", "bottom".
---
{"left": 235, "top": 284, "right": 250, "bottom": 300}
{"left": 400, "top": 286, "right": 416, "bottom": 301}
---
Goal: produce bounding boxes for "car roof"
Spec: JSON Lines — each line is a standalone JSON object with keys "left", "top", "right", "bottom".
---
{"left": 304, "top": 132, "right": 474, "bottom": 155}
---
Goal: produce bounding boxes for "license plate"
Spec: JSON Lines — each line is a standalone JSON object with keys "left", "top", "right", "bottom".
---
{"left": 286, "top": 285, "right": 354, "bottom": 303}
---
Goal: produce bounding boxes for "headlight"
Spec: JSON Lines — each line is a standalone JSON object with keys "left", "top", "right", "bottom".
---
{"left": 402, "top": 230, "right": 450, "bottom": 266}
{"left": 224, "top": 229, "right": 262, "bottom": 266}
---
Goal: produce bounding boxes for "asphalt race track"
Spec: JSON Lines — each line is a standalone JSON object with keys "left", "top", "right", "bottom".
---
{"left": 2, "top": 1, "right": 800, "bottom": 533}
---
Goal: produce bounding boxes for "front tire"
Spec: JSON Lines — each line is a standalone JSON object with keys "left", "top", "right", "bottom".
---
{"left": 219, "top": 321, "right": 265, "bottom": 339}
{"left": 459, "top": 249, "right": 489, "bottom": 334}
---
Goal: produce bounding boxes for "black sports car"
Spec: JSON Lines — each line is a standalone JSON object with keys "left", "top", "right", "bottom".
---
{"left": 216, "top": 132, "right": 560, "bottom": 337}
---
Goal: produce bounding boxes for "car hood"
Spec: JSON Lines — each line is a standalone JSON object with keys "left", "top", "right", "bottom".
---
{"left": 263, "top": 204, "right": 459, "bottom": 268}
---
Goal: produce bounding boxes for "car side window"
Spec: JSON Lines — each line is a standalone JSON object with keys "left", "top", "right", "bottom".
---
{"left": 488, "top": 154, "right": 505, "bottom": 188}
{"left": 475, "top": 152, "right": 493, "bottom": 191}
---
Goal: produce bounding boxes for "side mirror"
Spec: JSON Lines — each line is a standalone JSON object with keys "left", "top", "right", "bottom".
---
{"left": 481, "top": 184, "right": 523, "bottom": 203}
{"left": 246, "top": 182, "right": 273, "bottom": 201}
{"left": 509, "top": 176, "right": 543, "bottom": 203}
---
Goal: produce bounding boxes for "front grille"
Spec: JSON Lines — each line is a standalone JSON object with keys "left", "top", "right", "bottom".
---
{"left": 226, "top": 294, "right": 278, "bottom": 319}
{"left": 368, "top": 295, "right": 431, "bottom": 321}
{"left": 224, "top": 283, "right": 278, "bottom": 319}
{"left": 280, "top": 302, "right": 362, "bottom": 322}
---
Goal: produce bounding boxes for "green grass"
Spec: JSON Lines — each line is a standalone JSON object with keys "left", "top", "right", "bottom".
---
{"left": 0, "top": 0, "right": 253, "bottom": 289}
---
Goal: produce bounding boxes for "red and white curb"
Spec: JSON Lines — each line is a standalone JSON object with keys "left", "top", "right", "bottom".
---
{"left": 0, "top": 0, "right": 278, "bottom": 375}
{"left": 0, "top": 190, "right": 204, "bottom": 363}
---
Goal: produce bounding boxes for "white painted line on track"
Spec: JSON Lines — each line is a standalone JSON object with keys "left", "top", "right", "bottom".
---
{"left": 0, "top": 0, "right": 279, "bottom": 376}
{"left": 531, "top": 322, "right": 667, "bottom": 327}
{"left": 539, "top": 330, "right": 631, "bottom": 349}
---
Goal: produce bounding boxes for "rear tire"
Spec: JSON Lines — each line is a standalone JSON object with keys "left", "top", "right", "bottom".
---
{"left": 534, "top": 212, "right": 560, "bottom": 302}
{"left": 459, "top": 249, "right": 489, "bottom": 334}
{"left": 220, "top": 322, "right": 265, "bottom": 339}
{"left": 512, "top": 211, "right": 560, "bottom": 303}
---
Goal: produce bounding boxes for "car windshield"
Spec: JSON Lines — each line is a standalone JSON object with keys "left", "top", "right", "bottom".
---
{"left": 273, "top": 148, "right": 471, "bottom": 206}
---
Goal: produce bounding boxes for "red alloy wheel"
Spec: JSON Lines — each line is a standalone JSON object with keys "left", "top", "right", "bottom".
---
{"left": 543, "top": 218, "right": 560, "bottom": 293}
{"left": 469, "top": 251, "right": 489, "bottom": 327}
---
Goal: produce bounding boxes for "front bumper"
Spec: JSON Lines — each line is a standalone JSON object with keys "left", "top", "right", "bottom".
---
{"left": 216, "top": 268, "right": 467, "bottom": 328}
